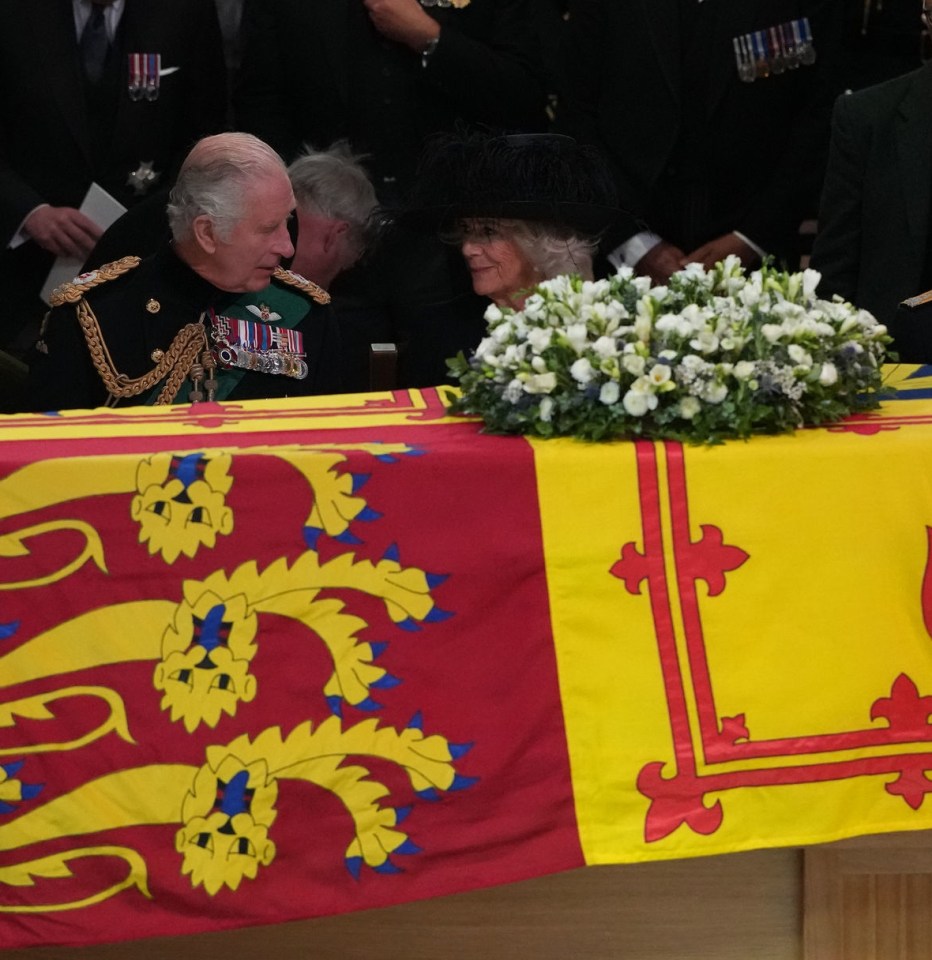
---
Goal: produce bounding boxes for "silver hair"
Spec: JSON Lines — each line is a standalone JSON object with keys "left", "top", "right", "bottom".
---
{"left": 508, "top": 221, "right": 597, "bottom": 281}
{"left": 167, "top": 132, "right": 289, "bottom": 242}
{"left": 288, "top": 141, "right": 379, "bottom": 257}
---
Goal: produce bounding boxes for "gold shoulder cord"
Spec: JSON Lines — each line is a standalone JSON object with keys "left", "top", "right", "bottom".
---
{"left": 50, "top": 256, "right": 211, "bottom": 407}
{"left": 272, "top": 266, "right": 331, "bottom": 305}
{"left": 76, "top": 301, "right": 208, "bottom": 406}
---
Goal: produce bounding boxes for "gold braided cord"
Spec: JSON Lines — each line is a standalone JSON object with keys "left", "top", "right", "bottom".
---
{"left": 49, "top": 257, "right": 141, "bottom": 307}
{"left": 273, "top": 266, "right": 331, "bottom": 304}
{"left": 76, "top": 300, "right": 208, "bottom": 406}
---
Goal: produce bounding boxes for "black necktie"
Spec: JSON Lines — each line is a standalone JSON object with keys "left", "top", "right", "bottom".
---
{"left": 79, "top": 6, "right": 109, "bottom": 84}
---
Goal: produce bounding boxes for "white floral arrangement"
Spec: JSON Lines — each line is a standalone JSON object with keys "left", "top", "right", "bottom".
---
{"left": 446, "top": 257, "right": 892, "bottom": 443}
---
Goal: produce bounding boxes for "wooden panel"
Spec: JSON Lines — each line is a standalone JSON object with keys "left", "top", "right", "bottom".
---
{"left": 805, "top": 832, "right": 932, "bottom": 960}
{"left": 4, "top": 850, "right": 802, "bottom": 960}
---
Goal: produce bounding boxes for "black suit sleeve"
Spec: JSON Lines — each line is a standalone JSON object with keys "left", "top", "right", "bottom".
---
{"left": 810, "top": 92, "right": 863, "bottom": 305}
{"left": 421, "top": 0, "right": 547, "bottom": 130}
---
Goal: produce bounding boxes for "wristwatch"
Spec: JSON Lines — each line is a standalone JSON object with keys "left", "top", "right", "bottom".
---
{"left": 421, "top": 36, "right": 439, "bottom": 68}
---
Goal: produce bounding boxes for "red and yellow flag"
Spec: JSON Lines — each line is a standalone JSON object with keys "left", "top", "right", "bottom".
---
{"left": 0, "top": 369, "right": 931, "bottom": 948}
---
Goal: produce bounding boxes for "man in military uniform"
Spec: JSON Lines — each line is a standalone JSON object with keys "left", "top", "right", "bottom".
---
{"left": 20, "top": 133, "right": 342, "bottom": 412}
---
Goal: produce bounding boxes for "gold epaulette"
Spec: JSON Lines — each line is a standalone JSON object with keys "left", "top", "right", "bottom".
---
{"left": 49, "top": 256, "right": 142, "bottom": 307}
{"left": 273, "top": 266, "right": 331, "bottom": 305}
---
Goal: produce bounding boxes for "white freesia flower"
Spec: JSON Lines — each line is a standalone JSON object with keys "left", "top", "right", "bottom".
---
{"left": 690, "top": 330, "right": 719, "bottom": 354}
{"left": 733, "top": 360, "right": 756, "bottom": 380}
{"left": 539, "top": 396, "right": 554, "bottom": 422}
{"left": 564, "top": 322, "right": 589, "bottom": 353}
{"left": 648, "top": 363, "right": 672, "bottom": 386}
{"left": 491, "top": 321, "right": 513, "bottom": 344}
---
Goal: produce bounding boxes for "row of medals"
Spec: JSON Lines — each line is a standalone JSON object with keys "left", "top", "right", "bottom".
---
{"left": 733, "top": 18, "right": 817, "bottom": 82}
{"left": 209, "top": 316, "right": 309, "bottom": 381}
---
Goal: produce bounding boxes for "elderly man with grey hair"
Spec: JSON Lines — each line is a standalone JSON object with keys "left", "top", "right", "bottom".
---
{"left": 20, "top": 132, "right": 349, "bottom": 412}
{"left": 288, "top": 141, "right": 379, "bottom": 290}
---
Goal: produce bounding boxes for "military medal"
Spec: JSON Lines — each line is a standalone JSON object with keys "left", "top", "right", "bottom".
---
{"left": 128, "top": 52, "right": 161, "bottom": 101}
{"left": 796, "top": 18, "right": 817, "bottom": 66}
{"left": 419, "top": 0, "right": 470, "bottom": 7}
{"left": 768, "top": 27, "right": 786, "bottom": 74}
{"left": 733, "top": 35, "right": 756, "bottom": 83}
{"left": 128, "top": 161, "right": 161, "bottom": 196}
{"left": 733, "top": 18, "right": 816, "bottom": 81}
{"left": 207, "top": 311, "right": 308, "bottom": 380}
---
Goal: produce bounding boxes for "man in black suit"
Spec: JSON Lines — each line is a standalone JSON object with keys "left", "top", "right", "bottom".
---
{"left": 557, "top": 0, "right": 845, "bottom": 283}
{"left": 0, "top": 0, "right": 227, "bottom": 356}
{"left": 811, "top": 4, "right": 932, "bottom": 329}
{"left": 234, "top": 0, "right": 546, "bottom": 202}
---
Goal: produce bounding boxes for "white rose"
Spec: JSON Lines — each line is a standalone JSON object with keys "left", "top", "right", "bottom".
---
{"left": 818, "top": 362, "right": 838, "bottom": 386}
{"left": 702, "top": 381, "right": 728, "bottom": 404}
{"left": 570, "top": 357, "right": 596, "bottom": 384}
{"left": 679, "top": 396, "right": 701, "bottom": 419}
{"left": 787, "top": 344, "right": 812, "bottom": 367}
{"left": 623, "top": 389, "right": 651, "bottom": 417}
{"left": 599, "top": 380, "right": 621, "bottom": 405}
{"left": 622, "top": 353, "right": 646, "bottom": 376}
{"left": 527, "top": 327, "right": 553, "bottom": 353}
{"left": 523, "top": 372, "right": 557, "bottom": 394}
{"left": 592, "top": 335, "right": 618, "bottom": 359}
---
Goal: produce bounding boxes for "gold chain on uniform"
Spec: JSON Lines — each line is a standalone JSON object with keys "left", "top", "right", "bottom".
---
{"left": 76, "top": 300, "right": 209, "bottom": 406}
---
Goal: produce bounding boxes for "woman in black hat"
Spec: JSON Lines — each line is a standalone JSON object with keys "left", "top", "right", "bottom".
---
{"left": 407, "top": 132, "right": 619, "bottom": 311}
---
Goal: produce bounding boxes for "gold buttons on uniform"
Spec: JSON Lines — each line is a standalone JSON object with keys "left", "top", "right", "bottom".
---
{"left": 146, "top": 298, "right": 160, "bottom": 313}
{"left": 150, "top": 348, "right": 165, "bottom": 363}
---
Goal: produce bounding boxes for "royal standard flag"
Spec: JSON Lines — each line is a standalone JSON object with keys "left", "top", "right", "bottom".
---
{"left": 0, "top": 369, "right": 931, "bottom": 948}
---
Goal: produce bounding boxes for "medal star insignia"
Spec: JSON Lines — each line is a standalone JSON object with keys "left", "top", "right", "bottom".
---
{"left": 127, "top": 161, "right": 161, "bottom": 196}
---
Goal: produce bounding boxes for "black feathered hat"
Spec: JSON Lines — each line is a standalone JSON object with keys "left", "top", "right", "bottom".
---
{"left": 403, "top": 132, "right": 620, "bottom": 236}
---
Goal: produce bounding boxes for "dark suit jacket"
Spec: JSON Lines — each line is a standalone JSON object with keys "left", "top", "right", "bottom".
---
{"left": 0, "top": 0, "right": 227, "bottom": 243}
{"left": 811, "top": 63, "right": 932, "bottom": 325}
{"left": 234, "top": 0, "right": 547, "bottom": 195}
{"left": 557, "top": 0, "right": 845, "bottom": 262}
{"left": 0, "top": 0, "right": 227, "bottom": 353}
